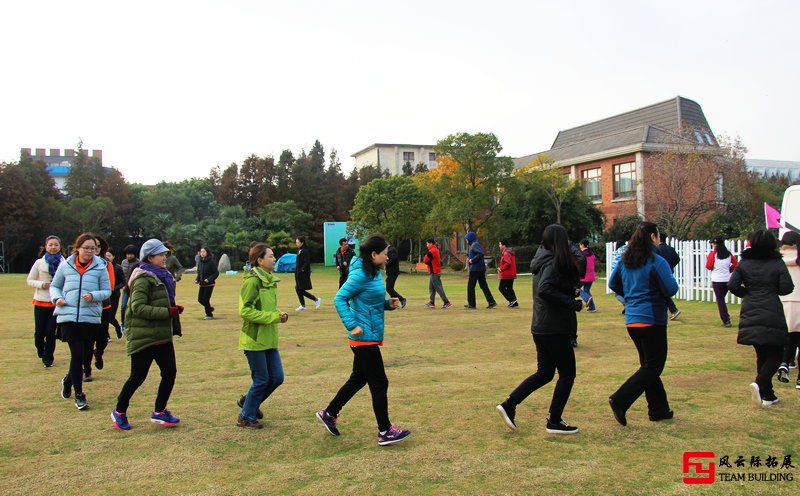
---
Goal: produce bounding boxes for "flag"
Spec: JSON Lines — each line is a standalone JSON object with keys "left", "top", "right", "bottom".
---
{"left": 765, "top": 203, "right": 784, "bottom": 229}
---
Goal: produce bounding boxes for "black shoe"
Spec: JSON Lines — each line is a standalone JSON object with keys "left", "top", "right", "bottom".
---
{"left": 42, "top": 359, "right": 53, "bottom": 368}
{"left": 648, "top": 410, "right": 674, "bottom": 422}
{"left": 464, "top": 305, "right": 477, "bottom": 310}
{"left": 94, "top": 351, "right": 104, "bottom": 370}
{"left": 61, "top": 377, "right": 71, "bottom": 399}
{"left": 237, "top": 394, "right": 264, "bottom": 419}
{"left": 546, "top": 418, "right": 579, "bottom": 434}
{"left": 400, "top": 298, "right": 407, "bottom": 309}
{"left": 487, "top": 302, "right": 497, "bottom": 309}
{"left": 609, "top": 398, "right": 627, "bottom": 426}
{"left": 508, "top": 300, "right": 519, "bottom": 308}
{"left": 496, "top": 402, "right": 516, "bottom": 431}
{"left": 210, "top": 307, "right": 215, "bottom": 314}
{"left": 571, "top": 338, "right": 578, "bottom": 348}
{"left": 778, "top": 364, "right": 790, "bottom": 383}
{"left": 75, "top": 393, "right": 89, "bottom": 410}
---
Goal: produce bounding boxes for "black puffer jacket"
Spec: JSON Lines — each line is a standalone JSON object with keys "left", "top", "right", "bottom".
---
{"left": 196, "top": 256, "right": 219, "bottom": 287}
{"left": 728, "top": 248, "right": 793, "bottom": 346}
{"left": 530, "top": 246, "right": 585, "bottom": 335}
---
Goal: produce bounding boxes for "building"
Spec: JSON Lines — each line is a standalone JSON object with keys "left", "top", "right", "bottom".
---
{"left": 746, "top": 159, "right": 800, "bottom": 182}
{"left": 21, "top": 147, "right": 103, "bottom": 192}
{"left": 351, "top": 143, "right": 438, "bottom": 175}
{"left": 513, "top": 96, "right": 720, "bottom": 227}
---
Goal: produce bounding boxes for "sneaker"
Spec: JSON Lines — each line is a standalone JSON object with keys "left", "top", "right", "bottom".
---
{"left": 795, "top": 378, "right": 800, "bottom": 390}
{"left": 83, "top": 374, "right": 93, "bottom": 382}
{"left": 61, "top": 376, "right": 71, "bottom": 399}
{"left": 587, "top": 309, "right": 597, "bottom": 313}
{"left": 749, "top": 382, "right": 762, "bottom": 407}
{"left": 316, "top": 409, "right": 340, "bottom": 436}
{"left": 648, "top": 410, "right": 674, "bottom": 422}
{"left": 670, "top": 309, "right": 681, "bottom": 320}
{"left": 508, "top": 300, "right": 519, "bottom": 308}
{"left": 115, "top": 328, "right": 123, "bottom": 339}
{"left": 789, "top": 361, "right": 797, "bottom": 369}
{"left": 210, "top": 306, "right": 215, "bottom": 314}
{"left": 111, "top": 409, "right": 131, "bottom": 431}
{"left": 204, "top": 316, "right": 214, "bottom": 320}
{"left": 546, "top": 419, "right": 579, "bottom": 434}
{"left": 236, "top": 416, "right": 264, "bottom": 429}
{"left": 151, "top": 409, "right": 180, "bottom": 426}
{"left": 442, "top": 302, "right": 452, "bottom": 309}
{"left": 609, "top": 398, "right": 627, "bottom": 426}
{"left": 424, "top": 302, "right": 435, "bottom": 309}
{"left": 400, "top": 298, "right": 407, "bottom": 309}
{"left": 778, "top": 364, "right": 790, "bottom": 383}
{"left": 496, "top": 402, "right": 516, "bottom": 431}
{"left": 378, "top": 425, "right": 411, "bottom": 446}
{"left": 296, "top": 305, "right": 307, "bottom": 311}
{"left": 487, "top": 302, "right": 497, "bottom": 309}
{"left": 94, "top": 351, "right": 104, "bottom": 370}
{"left": 723, "top": 321, "right": 732, "bottom": 328}
{"left": 75, "top": 393, "right": 89, "bottom": 410}
{"left": 464, "top": 305, "right": 477, "bottom": 310}
{"left": 237, "top": 394, "right": 264, "bottom": 419}
{"left": 585, "top": 297, "right": 594, "bottom": 310}
{"left": 315, "top": 298, "right": 322, "bottom": 309}
{"left": 762, "top": 397, "right": 780, "bottom": 406}
{"left": 43, "top": 360, "right": 53, "bottom": 368}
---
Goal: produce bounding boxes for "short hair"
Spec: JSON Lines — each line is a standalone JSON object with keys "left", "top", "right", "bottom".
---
{"left": 248, "top": 243, "right": 271, "bottom": 267}
{"left": 499, "top": 239, "right": 509, "bottom": 247}
{"left": 296, "top": 236, "right": 306, "bottom": 246}
{"left": 425, "top": 237, "right": 435, "bottom": 244}
{"left": 339, "top": 238, "right": 347, "bottom": 245}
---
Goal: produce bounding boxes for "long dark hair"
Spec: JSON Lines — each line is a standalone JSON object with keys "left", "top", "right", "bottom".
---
{"left": 541, "top": 224, "right": 578, "bottom": 278}
{"left": 782, "top": 231, "right": 800, "bottom": 265}
{"left": 622, "top": 222, "right": 658, "bottom": 268}
{"left": 359, "top": 236, "right": 389, "bottom": 278}
{"left": 711, "top": 236, "right": 731, "bottom": 259}
{"left": 745, "top": 229, "right": 779, "bottom": 260}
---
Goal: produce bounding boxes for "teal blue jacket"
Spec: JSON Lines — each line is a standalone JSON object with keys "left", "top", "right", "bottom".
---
{"left": 334, "top": 257, "right": 394, "bottom": 342}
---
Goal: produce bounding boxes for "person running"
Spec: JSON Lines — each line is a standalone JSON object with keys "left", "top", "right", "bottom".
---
{"left": 656, "top": 233, "right": 681, "bottom": 320}
{"left": 195, "top": 246, "right": 219, "bottom": 320}
{"left": 50, "top": 232, "right": 111, "bottom": 411}
{"left": 778, "top": 231, "right": 800, "bottom": 385}
{"left": 578, "top": 239, "right": 596, "bottom": 314}
{"left": 334, "top": 238, "right": 355, "bottom": 289}
{"left": 235, "top": 243, "right": 289, "bottom": 429}
{"left": 706, "top": 236, "right": 738, "bottom": 327}
{"left": 728, "top": 230, "right": 793, "bottom": 408}
{"left": 316, "top": 236, "right": 411, "bottom": 446}
{"left": 610, "top": 237, "right": 627, "bottom": 314}
{"left": 120, "top": 244, "right": 140, "bottom": 331}
{"left": 464, "top": 231, "right": 497, "bottom": 309}
{"left": 82, "top": 235, "right": 115, "bottom": 382}
{"left": 385, "top": 243, "right": 406, "bottom": 308}
{"left": 104, "top": 249, "right": 125, "bottom": 339}
{"left": 496, "top": 224, "right": 585, "bottom": 434}
{"left": 111, "top": 239, "right": 183, "bottom": 430}
{"left": 294, "top": 236, "right": 320, "bottom": 311}
{"left": 423, "top": 238, "right": 451, "bottom": 309}
{"left": 27, "top": 235, "right": 64, "bottom": 368}
{"left": 608, "top": 222, "right": 678, "bottom": 426}
{"left": 497, "top": 240, "right": 518, "bottom": 308}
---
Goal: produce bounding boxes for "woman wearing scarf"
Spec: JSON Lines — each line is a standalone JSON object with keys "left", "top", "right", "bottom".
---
{"left": 27, "top": 235, "right": 65, "bottom": 368}
{"left": 111, "top": 239, "right": 183, "bottom": 431}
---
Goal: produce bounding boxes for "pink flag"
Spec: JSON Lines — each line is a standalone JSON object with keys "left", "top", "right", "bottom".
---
{"left": 765, "top": 203, "right": 784, "bottom": 229}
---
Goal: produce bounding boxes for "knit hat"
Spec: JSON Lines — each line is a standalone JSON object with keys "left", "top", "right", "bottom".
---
{"left": 140, "top": 239, "right": 169, "bottom": 260}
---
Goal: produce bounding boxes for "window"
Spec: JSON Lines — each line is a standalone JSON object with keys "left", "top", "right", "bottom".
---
{"left": 403, "top": 151, "right": 414, "bottom": 162}
{"left": 429, "top": 152, "right": 436, "bottom": 162}
{"left": 581, "top": 168, "right": 602, "bottom": 202}
{"left": 613, "top": 162, "right": 636, "bottom": 199}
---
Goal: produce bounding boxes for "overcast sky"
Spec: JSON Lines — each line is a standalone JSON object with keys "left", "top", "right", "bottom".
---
{"left": 2, "top": 1, "right": 797, "bottom": 184}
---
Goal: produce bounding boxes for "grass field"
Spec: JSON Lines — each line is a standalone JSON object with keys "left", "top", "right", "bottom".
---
{"left": 1, "top": 266, "right": 798, "bottom": 495}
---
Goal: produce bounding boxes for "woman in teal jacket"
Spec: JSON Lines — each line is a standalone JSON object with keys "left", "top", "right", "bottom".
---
{"left": 316, "top": 236, "right": 411, "bottom": 446}
{"left": 236, "top": 243, "right": 289, "bottom": 429}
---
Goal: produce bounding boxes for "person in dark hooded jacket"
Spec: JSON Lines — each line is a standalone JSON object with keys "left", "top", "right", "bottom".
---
{"left": 496, "top": 224, "right": 585, "bottom": 435}
{"left": 464, "top": 231, "right": 497, "bottom": 309}
{"left": 728, "top": 229, "right": 794, "bottom": 407}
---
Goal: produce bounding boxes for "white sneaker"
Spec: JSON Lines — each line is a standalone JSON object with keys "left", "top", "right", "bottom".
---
{"left": 315, "top": 298, "right": 321, "bottom": 309}
{"left": 762, "top": 397, "right": 780, "bottom": 406}
{"left": 749, "top": 383, "right": 762, "bottom": 407}
{"left": 296, "top": 305, "right": 307, "bottom": 311}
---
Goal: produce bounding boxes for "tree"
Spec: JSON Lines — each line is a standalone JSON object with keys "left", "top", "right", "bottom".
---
{"left": 274, "top": 150, "right": 294, "bottom": 202}
{"left": 64, "top": 141, "right": 105, "bottom": 199}
{"left": 413, "top": 162, "right": 429, "bottom": 174}
{"left": 209, "top": 162, "right": 239, "bottom": 206}
{"left": 518, "top": 154, "right": 575, "bottom": 225}
{"left": 261, "top": 201, "right": 313, "bottom": 236}
{"left": 63, "top": 197, "right": 117, "bottom": 235}
{"left": 402, "top": 161, "right": 413, "bottom": 176}
{"left": 267, "top": 230, "right": 295, "bottom": 257}
{"left": 349, "top": 176, "right": 429, "bottom": 244}
{"left": 0, "top": 163, "right": 40, "bottom": 270}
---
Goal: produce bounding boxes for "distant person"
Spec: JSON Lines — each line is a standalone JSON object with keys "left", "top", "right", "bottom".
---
{"left": 578, "top": 240, "right": 596, "bottom": 313}
{"left": 315, "top": 236, "right": 411, "bottom": 446}
{"left": 83, "top": 235, "right": 115, "bottom": 382}
{"left": 385, "top": 243, "right": 406, "bottom": 308}
{"left": 706, "top": 236, "right": 738, "bottom": 327}
{"left": 497, "top": 240, "right": 518, "bottom": 308}
{"left": 294, "top": 236, "right": 320, "bottom": 311}
{"left": 334, "top": 237, "right": 355, "bottom": 289}
{"left": 778, "top": 231, "right": 800, "bottom": 384}
{"left": 164, "top": 241, "right": 184, "bottom": 282}
{"left": 610, "top": 237, "right": 628, "bottom": 314}
{"left": 464, "top": 231, "right": 497, "bottom": 309}
{"left": 120, "top": 244, "right": 140, "bottom": 330}
{"left": 423, "top": 238, "right": 451, "bottom": 309}
{"left": 27, "top": 235, "right": 64, "bottom": 368}
{"left": 728, "top": 230, "right": 793, "bottom": 408}
{"left": 104, "top": 249, "right": 125, "bottom": 339}
{"left": 50, "top": 232, "right": 111, "bottom": 411}
{"left": 195, "top": 246, "right": 219, "bottom": 320}
{"left": 655, "top": 233, "right": 681, "bottom": 320}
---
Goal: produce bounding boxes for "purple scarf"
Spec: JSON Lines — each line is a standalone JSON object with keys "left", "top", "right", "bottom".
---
{"left": 139, "top": 262, "right": 176, "bottom": 305}
{"left": 44, "top": 253, "right": 63, "bottom": 277}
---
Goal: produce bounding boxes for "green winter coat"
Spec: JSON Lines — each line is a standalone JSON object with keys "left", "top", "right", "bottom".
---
{"left": 239, "top": 267, "right": 282, "bottom": 351}
{"left": 125, "top": 267, "right": 173, "bottom": 355}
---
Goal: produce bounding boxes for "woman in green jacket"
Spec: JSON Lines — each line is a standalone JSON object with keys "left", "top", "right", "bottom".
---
{"left": 237, "top": 243, "right": 289, "bottom": 429}
{"left": 111, "top": 239, "right": 184, "bottom": 431}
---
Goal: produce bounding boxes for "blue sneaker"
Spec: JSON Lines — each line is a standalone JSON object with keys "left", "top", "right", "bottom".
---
{"left": 151, "top": 409, "right": 180, "bottom": 426}
{"left": 111, "top": 409, "right": 131, "bottom": 431}
{"left": 378, "top": 425, "right": 411, "bottom": 446}
{"left": 316, "top": 409, "right": 340, "bottom": 436}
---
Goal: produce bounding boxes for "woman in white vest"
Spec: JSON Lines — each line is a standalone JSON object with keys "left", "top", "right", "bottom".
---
{"left": 705, "top": 237, "right": 738, "bottom": 327}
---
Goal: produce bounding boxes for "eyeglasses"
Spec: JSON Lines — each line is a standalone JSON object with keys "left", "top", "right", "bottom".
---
{"left": 79, "top": 246, "right": 97, "bottom": 251}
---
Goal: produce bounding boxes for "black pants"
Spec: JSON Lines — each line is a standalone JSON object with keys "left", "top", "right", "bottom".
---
{"left": 386, "top": 272, "right": 404, "bottom": 301}
{"left": 712, "top": 282, "right": 730, "bottom": 324}
{"left": 107, "top": 292, "right": 122, "bottom": 337}
{"left": 754, "top": 344, "right": 783, "bottom": 400}
{"left": 198, "top": 286, "right": 214, "bottom": 317}
{"left": 498, "top": 279, "right": 517, "bottom": 303}
{"left": 338, "top": 270, "right": 348, "bottom": 289}
{"left": 295, "top": 287, "right": 317, "bottom": 307}
{"left": 326, "top": 345, "right": 391, "bottom": 432}
{"left": 467, "top": 270, "right": 495, "bottom": 307}
{"left": 508, "top": 334, "right": 576, "bottom": 422}
{"left": 116, "top": 342, "right": 177, "bottom": 413}
{"left": 665, "top": 297, "right": 678, "bottom": 314}
{"left": 610, "top": 325, "right": 671, "bottom": 416}
{"left": 83, "top": 328, "right": 108, "bottom": 376}
{"left": 60, "top": 322, "right": 99, "bottom": 396}
{"left": 33, "top": 305, "right": 57, "bottom": 364}
{"left": 782, "top": 333, "right": 800, "bottom": 365}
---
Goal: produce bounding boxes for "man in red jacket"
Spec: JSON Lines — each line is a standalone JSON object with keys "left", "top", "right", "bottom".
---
{"left": 497, "top": 240, "right": 518, "bottom": 307}
{"left": 423, "top": 238, "right": 452, "bottom": 309}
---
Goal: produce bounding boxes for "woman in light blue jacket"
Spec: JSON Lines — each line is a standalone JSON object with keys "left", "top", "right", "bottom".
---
{"left": 315, "top": 236, "right": 411, "bottom": 446}
{"left": 49, "top": 232, "right": 111, "bottom": 411}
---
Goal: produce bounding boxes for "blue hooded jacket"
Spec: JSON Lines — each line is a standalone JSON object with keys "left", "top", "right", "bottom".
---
{"left": 465, "top": 232, "right": 486, "bottom": 271}
{"left": 49, "top": 254, "right": 111, "bottom": 324}
{"left": 609, "top": 253, "right": 678, "bottom": 326}
{"left": 334, "top": 257, "right": 395, "bottom": 343}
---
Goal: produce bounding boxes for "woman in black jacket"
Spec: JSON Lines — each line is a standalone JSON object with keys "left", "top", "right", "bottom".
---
{"left": 294, "top": 236, "right": 320, "bottom": 311}
{"left": 385, "top": 244, "right": 406, "bottom": 308}
{"left": 496, "top": 224, "right": 585, "bottom": 434}
{"left": 195, "top": 246, "right": 219, "bottom": 320}
{"left": 728, "top": 230, "right": 794, "bottom": 407}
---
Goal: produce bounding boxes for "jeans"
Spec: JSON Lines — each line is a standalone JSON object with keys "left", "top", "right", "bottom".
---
{"left": 579, "top": 282, "right": 595, "bottom": 311}
{"left": 467, "top": 270, "right": 496, "bottom": 307}
{"left": 198, "top": 286, "right": 215, "bottom": 317}
{"left": 712, "top": 281, "right": 730, "bottom": 324}
{"left": 295, "top": 287, "right": 317, "bottom": 307}
{"left": 386, "top": 272, "right": 404, "bottom": 301}
{"left": 610, "top": 325, "right": 671, "bottom": 416}
{"left": 241, "top": 349, "right": 284, "bottom": 422}
{"left": 754, "top": 344, "right": 783, "bottom": 400}
{"left": 116, "top": 342, "right": 177, "bottom": 413}
{"left": 428, "top": 273, "right": 449, "bottom": 305}
{"left": 326, "top": 345, "right": 391, "bottom": 432}
{"left": 508, "top": 334, "right": 576, "bottom": 423}
{"left": 498, "top": 279, "right": 517, "bottom": 303}
{"left": 33, "top": 305, "right": 57, "bottom": 364}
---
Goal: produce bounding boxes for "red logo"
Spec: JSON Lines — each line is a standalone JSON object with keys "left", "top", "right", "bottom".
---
{"left": 683, "top": 451, "right": 716, "bottom": 484}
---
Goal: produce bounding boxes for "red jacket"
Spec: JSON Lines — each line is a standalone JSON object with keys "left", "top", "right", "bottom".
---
{"left": 423, "top": 245, "right": 442, "bottom": 274}
{"left": 498, "top": 248, "right": 517, "bottom": 280}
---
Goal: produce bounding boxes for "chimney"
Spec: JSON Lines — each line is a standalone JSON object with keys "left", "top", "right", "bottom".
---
{"left": 50, "top": 148, "right": 60, "bottom": 156}
{"left": 79, "top": 149, "right": 88, "bottom": 157}
{"left": 92, "top": 150, "right": 102, "bottom": 162}
{"left": 21, "top": 148, "right": 31, "bottom": 157}
{"left": 35, "top": 148, "right": 46, "bottom": 157}
{"left": 65, "top": 149, "right": 75, "bottom": 157}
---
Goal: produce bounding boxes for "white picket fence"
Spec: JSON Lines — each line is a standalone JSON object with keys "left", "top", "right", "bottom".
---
{"left": 605, "top": 238, "right": 746, "bottom": 305}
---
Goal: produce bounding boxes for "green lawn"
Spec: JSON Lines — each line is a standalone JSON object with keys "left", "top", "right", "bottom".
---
{"left": 0, "top": 267, "right": 797, "bottom": 495}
